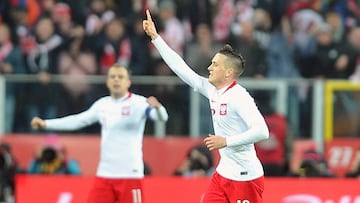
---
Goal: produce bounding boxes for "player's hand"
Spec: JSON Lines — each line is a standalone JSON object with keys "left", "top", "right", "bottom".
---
{"left": 204, "top": 134, "right": 227, "bottom": 151}
{"left": 143, "top": 9, "right": 158, "bottom": 40}
{"left": 146, "top": 96, "right": 161, "bottom": 108}
{"left": 31, "top": 117, "right": 46, "bottom": 130}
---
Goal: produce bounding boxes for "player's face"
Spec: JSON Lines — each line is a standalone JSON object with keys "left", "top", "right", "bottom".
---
{"left": 106, "top": 67, "right": 131, "bottom": 99}
{"left": 208, "top": 53, "right": 228, "bottom": 88}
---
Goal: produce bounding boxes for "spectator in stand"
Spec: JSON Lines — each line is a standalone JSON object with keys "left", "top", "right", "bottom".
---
{"left": 310, "top": 23, "right": 353, "bottom": 79}
{"left": 0, "top": 23, "right": 26, "bottom": 132}
{"left": 153, "top": 0, "right": 185, "bottom": 57}
{"left": 97, "top": 17, "right": 132, "bottom": 75}
{"left": 7, "top": 6, "right": 35, "bottom": 132}
{"left": 28, "top": 135, "right": 81, "bottom": 175}
{"left": 266, "top": 14, "right": 301, "bottom": 79}
{"left": 254, "top": 92, "right": 288, "bottom": 176}
{"left": 61, "top": 0, "right": 88, "bottom": 25}
{"left": 289, "top": 149, "right": 336, "bottom": 178}
{"left": 174, "top": 0, "right": 214, "bottom": 37}
{"left": 8, "top": 6, "right": 32, "bottom": 55}
{"left": 85, "top": 0, "right": 115, "bottom": 36}
{"left": 128, "top": 14, "right": 152, "bottom": 75}
{"left": 285, "top": 0, "right": 321, "bottom": 19}
{"left": 251, "top": 8, "right": 272, "bottom": 50}
{"left": 322, "top": 0, "right": 360, "bottom": 31}
{"left": 230, "top": 0, "right": 255, "bottom": 40}
{"left": 345, "top": 147, "right": 360, "bottom": 178}
{"left": 10, "top": 0, "right": 44, "bottom": 26}
{"left": 185, "top": 23, "right": 223, "bottom": 77}
{"left": 82, "top": 0, "right": 114, "bottom": 54}
{"left": 0, "top": 1, "right": 12, "bottom": 25}
{"left": 25, "top": 0, "right": 67, "bottom": 29}
{"left": 114, "top": 0, "right": 143, "bottom": 20}
{"left": 289, "top": 8, "right": 322, "bottom": 77}
{"left": 325, "top": 11, "right": 346, "bottom": 43}
{"left": 51, "top": 2, "right": 86, "bottom": 49}
{"left": 0, "top": 142, "right": 25, "bottom": 202}
{"left": 265, "top": 15, "right": 302, "bottom": 137}
{"left": 312, "top": 23, "right": 360, "bottom": 137}
{"left": 290, "top": 9, "right": 323, "bottom": 138}
{"left": 254, "top": 0, "right": 287, "bottom": 31}
{"left": 346, "top": 27, "right": 360, "bottom": 82}
{"left": 37, "top": 0, "right": 58, "bottom": 19}
{"left": 344, "top": 27, "right": 360, "bottom": 137}
{"left": 228, "top": 20, "right": 267, "bottom": 78}
{"left": 26, "top": 17, "right": 62, "bottom": 130}
{"left": 212, "top": 0, "right": 234, "bottom": 42}
{"left": 173, "top": 144, "right": 214, "bottom": 177}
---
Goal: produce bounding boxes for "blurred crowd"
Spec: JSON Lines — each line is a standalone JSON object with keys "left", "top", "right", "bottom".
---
{"left": 0, "top": 135, "right": 81, "bottom": 202}
{"left": 1, "top": 0, "right": 360, "bottom": 136}
{"left": 2, "top": 2, "right": 360, "bottom": 201}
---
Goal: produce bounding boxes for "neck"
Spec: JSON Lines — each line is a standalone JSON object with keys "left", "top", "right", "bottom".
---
{"left": 112, "top": 92, "right": 127, "bottom": 99}
{"left": 214, "top": 80, "right": 236, "bottom": 90}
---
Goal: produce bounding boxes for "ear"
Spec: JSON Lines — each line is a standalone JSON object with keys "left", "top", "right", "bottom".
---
{"left": 127, "top": 79, "right": 132, "bottom": 88}
{"left": 225, "top": 68, "right": 234, "bottom": 78}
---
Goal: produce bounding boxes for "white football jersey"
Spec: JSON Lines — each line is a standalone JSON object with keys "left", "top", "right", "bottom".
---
{"left": 45, "top": 92, "right": 168, "bottom": 178}
{"left": 152, "top": 36, "right": 269, "bottom": 181}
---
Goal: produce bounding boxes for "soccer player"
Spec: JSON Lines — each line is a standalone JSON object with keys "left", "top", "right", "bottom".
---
{"left": 31, "top": 64, "right": 168, "bottom": 203}
{"left": 143, "top": 9, "right": 269, "bottom": 203}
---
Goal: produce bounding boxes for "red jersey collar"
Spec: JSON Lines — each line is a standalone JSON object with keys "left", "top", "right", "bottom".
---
{"left": 113, "top": 92, "right": 132, "bottom": 102}
{"left": 217, "top": 81, "right": 237, "bottom": 95}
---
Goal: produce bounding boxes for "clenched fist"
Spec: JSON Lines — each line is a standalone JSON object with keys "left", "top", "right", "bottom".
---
{"left": 31, "top": 117, "right": 46, "bottom": 130}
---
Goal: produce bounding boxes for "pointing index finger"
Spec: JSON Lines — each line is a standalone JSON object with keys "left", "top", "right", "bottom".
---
{"left": 146, "top": 9, "right": 153, "bottom": 22}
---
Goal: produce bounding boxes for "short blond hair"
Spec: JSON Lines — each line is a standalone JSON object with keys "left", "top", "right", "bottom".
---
{"left": 108, "top": 64, "right": 132, "bottom": 78}
{"left": 218, "top": 44, "right": 245, "bottom": 77}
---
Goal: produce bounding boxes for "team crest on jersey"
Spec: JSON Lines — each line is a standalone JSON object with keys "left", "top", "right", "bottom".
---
{"left": 122, "top": 106, "right": 131, "bottom": 116}
{"left": 220, "top": 103, "right": 227, "bottom": 115}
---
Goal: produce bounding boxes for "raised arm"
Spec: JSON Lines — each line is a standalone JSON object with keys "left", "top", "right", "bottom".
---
{"left": 143, "top": 9, "right": 210, "bottom": 96}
